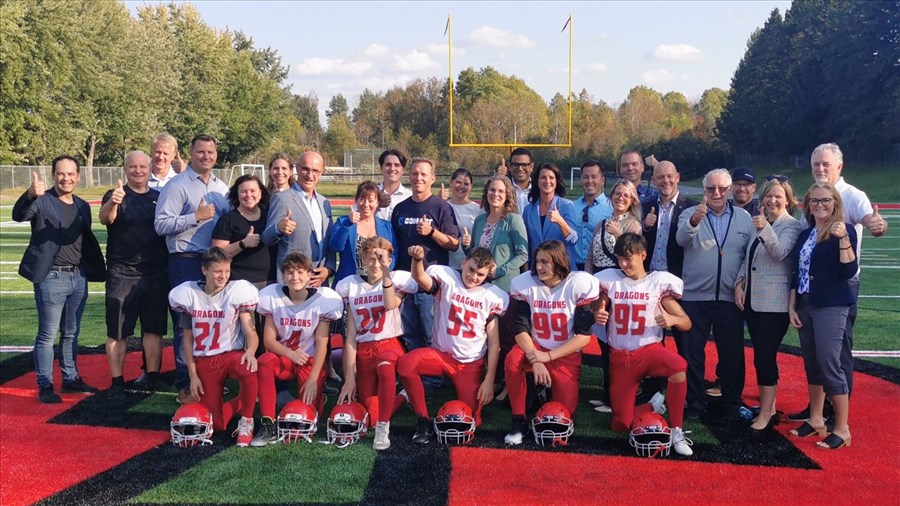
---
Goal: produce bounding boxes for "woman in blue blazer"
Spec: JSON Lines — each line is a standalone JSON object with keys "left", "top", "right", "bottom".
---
{"left": 787, "top": 182, "right": 858, "bottom": 450}
{"left": 522, "top": 163, "right": 578, "bottom": 265}
{"left": 330, "top": 181, "right": 397, "bottom": 286}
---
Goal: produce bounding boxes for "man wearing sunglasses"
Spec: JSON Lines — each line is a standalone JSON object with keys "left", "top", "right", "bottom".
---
{"left": 495, "top": 148, "right": 535, "bottom": 214}
{"left": 676, "top": 168, "right": 755, "bottom": 423}
{"left": 572, "top": 160, "right": 613, "bottom": 271}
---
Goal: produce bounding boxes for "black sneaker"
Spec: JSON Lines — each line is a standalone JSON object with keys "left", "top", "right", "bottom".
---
{"left": 412, "top": 416, "right": 434, "bottom": 444}
{"left": 39, "top": 386, "right": 62, "bottom": 404}
{"left": 251, "top": 418, "right": 279, "bottom": 447}
{"left": 504, "top": 416, "right": 527, "bottom": 445}
{"left": 61, "top": 377, "right": 99, "bottom": 394}
{"left": 107, "top": 384, "right": 126, "bottom": 400}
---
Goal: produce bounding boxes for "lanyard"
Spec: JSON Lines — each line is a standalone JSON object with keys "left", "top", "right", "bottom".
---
{"left": 705, "top": 203, "right": 733, "bottom": 257}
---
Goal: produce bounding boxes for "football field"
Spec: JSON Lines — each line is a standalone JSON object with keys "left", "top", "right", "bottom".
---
{"left": 0, "top": 204, "right": 898, "bottom": 505}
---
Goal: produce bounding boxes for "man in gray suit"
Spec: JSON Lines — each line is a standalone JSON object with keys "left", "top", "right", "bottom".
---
{"left": 263, "top": 151, "right": 335, "bottom": 287}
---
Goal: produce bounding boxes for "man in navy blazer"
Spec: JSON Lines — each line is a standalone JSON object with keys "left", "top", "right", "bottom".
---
{"left": 641, "top": 161, "right": 698, "bottom": 279}
{"left": 263, "top": 151, "right": 336, "bottom": 287}
{"left": 14, "top": 155, "right": 105, "bottom": 403}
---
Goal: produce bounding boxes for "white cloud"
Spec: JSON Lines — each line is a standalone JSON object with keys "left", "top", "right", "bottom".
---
{"left": 295, "top": 57, "right": 373, "bottom": 77}
{"left": 588, "top": 62, "right": 609, "bottom": 75}
{"left": 469, "top": 26, "right": 535, "bottom": 48}
{"left": 422, "top": 42, "right": 467, "bottom": 56}
{"left": 364, "top": 44, "right": 390, "bottom": 58}
{"left": 642, "top": 69, "right": 676, "bottom": 85}
{"left": 392, "top": 50, "right": 437, "bottom": 72}
{"left": 652, "top": 43, "right": 702, "bottom": 62}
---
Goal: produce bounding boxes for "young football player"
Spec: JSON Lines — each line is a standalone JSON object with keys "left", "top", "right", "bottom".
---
{"left": 250, "top": 252, "right": 344, "bottom": 447}
{"left": 594, "top": 232, "right": 694, "bottom": 456}
{"left": 169, "top": 247, "right": 260, "bottom": 447}
{"left": 397, "top": 246, "right": 509, "bottom": 444}
{"left": 336, "top": 237, "right": 419, "bottom": 450}
{"left": 504, "top": 239, "right": 600, "bottom": 445}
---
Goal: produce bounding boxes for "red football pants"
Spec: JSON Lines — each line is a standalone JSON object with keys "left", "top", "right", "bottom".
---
{"left": 505, "top": 343, "right": 582, "bottom": 417}
{"left": 195, "top": 351, "right": 258, "bottom": 432}
{"left": 397, "top": 347, "right": 486, "bottom": 426}
{"left": 257, "top": 352, "right": 326, "bottom": 419}
{"left": 356, "top": 337, "right": 406, "bottom": 425}
{"left": 608, "top": 342, "right": 687, "bottom": 432}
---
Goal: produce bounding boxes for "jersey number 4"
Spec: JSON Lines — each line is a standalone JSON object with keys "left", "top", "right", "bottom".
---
{"left": 194, "top": 321, "right": 222, "bottom": 353}
{"left": 533, "top": 312, "right": 568, "bottom": 341}
{"left": 447, "top": 304, "right": 477, "bottom": 339}
{"left": 614, "top": 304, "right": 647, "bottom": 335}
{"left": 356, "top": 307, "right": 386, "bottom": 335}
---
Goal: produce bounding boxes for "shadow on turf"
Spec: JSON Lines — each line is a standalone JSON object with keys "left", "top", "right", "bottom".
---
{"left": 7, "top": 342, "right": 900, "bottom": 505}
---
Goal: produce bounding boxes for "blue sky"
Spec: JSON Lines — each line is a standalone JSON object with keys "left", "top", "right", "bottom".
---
{"left": 126, "top": 1, "right": 792, "bottom": 120}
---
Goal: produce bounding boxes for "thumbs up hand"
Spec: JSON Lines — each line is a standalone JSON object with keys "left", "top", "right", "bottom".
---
{"left": 195, "top": 197, "right": 216, "bottom": 221}
{"left": 440, "top": 183, "right": 450, "bottom": 200}
{"left": 172, "top": 152, "right": 185, "bottom": 174}
{"left": 461, "top": 226, "right": 471, "bottom": 248}
{"left": 110, "top": 179, "right": 126, "bottom": 205}
{"left": 655, "top": 301, "right": 674, "bottom": 329}
{"left": 643, "top": 206, "right": 657, "bottom": 229}
{"left": 349, "top": 210, "right": 361, "bottom": 224}
{"left": 867, "top": 205, "right": 886, "bottom": 236}
{"left": 417, "top": 214, "right": 434, "bottom": 237}
{"left": 243, "top": 225, "right": 261, "bottom": 248}
{"left": 278, "top": 209, "right": 296, "bottom": 235}
{"left": 594, "top": 299, "right": 609, "bottom": 325}
{"left": 691, "top": 196, "right": 708, "bottom": 226}
{"left": 496, "top": 157, "right": 508, "bottom": 177}
{"left": 547, "top": 200, "right": 563, "bottom": 225}
{"left": 29, "top": 171, "right": 46, "bottom": 198}
{"left": 752, "top": 204, "right": 767, "bottom": 231}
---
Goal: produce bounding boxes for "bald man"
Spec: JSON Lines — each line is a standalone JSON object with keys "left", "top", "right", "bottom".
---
{"left": 263, "top": 151, "right": 336, "bottom": 287}
{"left": 100, "top": 151, "right": 170, "bottom": 399}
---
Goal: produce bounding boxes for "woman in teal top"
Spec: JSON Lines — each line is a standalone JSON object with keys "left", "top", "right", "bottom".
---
{"left": 464, "top": 175, "right": 528, "bottom": 292}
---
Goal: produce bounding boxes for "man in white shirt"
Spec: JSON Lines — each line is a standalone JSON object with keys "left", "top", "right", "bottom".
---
{"left": 375, "top": 149, "right": 412, "bottom": 221}
{"left": 148, "top": 133, "right": 181, "bottom": 189}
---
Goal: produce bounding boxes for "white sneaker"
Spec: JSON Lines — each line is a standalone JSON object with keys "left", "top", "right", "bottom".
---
{"left": 234, "top": 417, "right": 254, "bottom": 447}
{"left": 672, "top": 427, "right": 693, "bottom": 456}
{"left": 373, "top": 421, "right": 391, "bottom": 450}
{"left": 650, "top": 392, "right": 667, "bottom": 415}
{"left": 504, "top": 417, "right": 526, "bottom": 445}
{"left": 588, "top": 399, "right": 604, "bottom": 406}
{"left": 593, "top": 402, "right": 612, "bottom": 413}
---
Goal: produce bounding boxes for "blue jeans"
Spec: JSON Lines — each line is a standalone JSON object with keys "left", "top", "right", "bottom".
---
{"left": 400, "top": 291, "right": 442, "bottom": 388}
{"left": 33, "top": 270, "right": 88, "bottom": 388}
{"left": 168, "top": 255, "right": 203, "bottom": 390}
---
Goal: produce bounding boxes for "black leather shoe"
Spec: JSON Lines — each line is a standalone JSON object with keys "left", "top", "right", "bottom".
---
{"left": 39, "top": 386, "right": 62, "bottom": 404}
{"left": 748, "top": 413, "right": 780, "bottom": 434}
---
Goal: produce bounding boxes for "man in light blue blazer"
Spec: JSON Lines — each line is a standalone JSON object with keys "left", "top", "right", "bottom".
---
{"left": 263, "top": 151, "right": 336, "bottom": 287}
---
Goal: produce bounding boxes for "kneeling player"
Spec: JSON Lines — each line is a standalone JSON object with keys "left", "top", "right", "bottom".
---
{"left": 169, "top": 247, "right": 260, "bottom": 447}
{"left": 251, "top": 252, "right": 344, "bottom": 446}
{"left": 594, "top": 232, "right": 693, "bottom": 456}
{"left": 397, "top": 246, "right": 508, "bottom": 444}
{"left": 504, "top": 240, "right": 600, "bottom": 445}
{"left": 336, "top": 237, "right": 418, "bottom": 450}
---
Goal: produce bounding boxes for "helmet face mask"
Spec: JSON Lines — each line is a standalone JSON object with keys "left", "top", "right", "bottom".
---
{"left": 434, "top": 400, "right": 476, "bottom": 445}
{"left": 171, "top": 403, "right": 214, "bottom": 448}
{"left": 629, "top": 412, "right": 672, "bottom": 457}
{"left": 277, "top": 401, "right": 318, "bottom": 444}
{"left": 531, "top": 401, "right": 574, "bottom": 447}
{"left": 327, "top": 402, "right": 369, "bottom": 448}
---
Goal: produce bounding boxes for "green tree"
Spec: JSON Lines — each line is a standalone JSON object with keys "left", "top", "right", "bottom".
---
{"left": 323, "top": 114, "right": 356, "bottom": 165}
{"left": 618, "top": 86, "right": 667, "bottom": 146}
{"left": 694, "top": 87, "right": 730, "bottom": 139}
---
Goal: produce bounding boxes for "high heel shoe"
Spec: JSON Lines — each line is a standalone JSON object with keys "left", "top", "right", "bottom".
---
{"left": 817, "top": 432, "right": 851, "bottom": 449}
{"left": 749, "top": 413, "right": 780, "bottom": 434}
{"left": 790, "top": 421, "right": 827, "bottom": 438}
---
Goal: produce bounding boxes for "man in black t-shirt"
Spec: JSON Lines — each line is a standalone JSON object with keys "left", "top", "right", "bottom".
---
{"left": 100, "top": 151, "right": 170, "bottom": 399}
{"left": 391, "top": 158, "right": 460, "bottom": 393}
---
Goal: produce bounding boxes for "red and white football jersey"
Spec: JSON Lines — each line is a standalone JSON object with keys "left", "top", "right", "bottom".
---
{"left": 427, "top": 265, "right": 509, "bottom": 363}
{"left": 257, "top": 285, "right": 344, "bottom": 356}
{"left": 335, "top": 271, "right": 419, "bottom": 343}
{"left": 595, "top": 270, "right": 683, "bottom": 351}
{"left": 169, "top": 279, "right": 259, "bottom": 358}
{"left": 510, "top": 271, "right": 600, "bottom": 351}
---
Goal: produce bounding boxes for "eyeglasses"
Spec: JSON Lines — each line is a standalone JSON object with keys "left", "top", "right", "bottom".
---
{"left": 808, "top": 197, "right": 833, "bottom": 207}
{"left": 704, "top": 186, "right": 731, "bottom": 194}
{"left": 509, "top": 162, "right": 532, "bottom": 168}
{"left": 766, "top": 174, "right": 790, "bottom": 182}
{"left": 582, "top": 206, "right": 590, "bottom": 223}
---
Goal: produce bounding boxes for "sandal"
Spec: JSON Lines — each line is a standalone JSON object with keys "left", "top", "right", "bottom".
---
{"left": 790, "top": 421, "right": 827, "bottom": 438}
{"left": 817, "top": 433, "right": 851, "bottom": 449}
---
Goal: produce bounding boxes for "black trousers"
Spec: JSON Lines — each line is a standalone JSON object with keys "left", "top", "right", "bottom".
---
{"left": 681, "top": 300, "right": 745, "bottom": 416}
{"left": 745, "top": 308, "right": 790, "bottom": 386}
